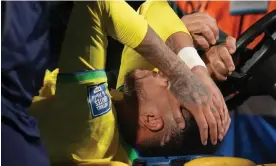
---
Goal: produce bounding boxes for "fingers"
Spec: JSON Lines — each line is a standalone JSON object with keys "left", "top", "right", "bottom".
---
{"left": 204, "top": 17, "right": 219, "bottom": 43}
{"left": 201, "top": 24, "right": 217, "bottom": 45}
{"left": 206, "top": 44, "right": 235, "bottom": 79}
{"left": 225, "top": 115, "right": 231, "bottom": 136}
{"left": 216, "top": 89, "right": 229, "bottom": 138}
{"left": 212, "top": 94, "right": 224, "bottom": 140}
{"left": 194, "top": 34, "right": 210, "bottom": 50}
{"left": 223, "top": 112, "right": 231, "bottom": 137}
{"left": 219, "top": 46, "right": 235, "bottom": 72}
{"left": 212, "top": 106, "right": 223, "bottom": 142}
{"left": 182, "top": 12, "right": 219, "bottom": 49}
{"left": 226, "top": 36, "right": 237, "bottom": 54}
{"left": 214, "top": 110, "right": 224, "bottom": 142}
{"left": 223, "top": 102, "right": 230, "bottom": 136}
{"left": 200, "top": 12, "right": 219, "bottom": 40}
{"left": 191, "top": 107, "right": 208, "bottom": 145}
{"left": 206, "top": 64, "right": 214, "bottom": 77}
{"left": 212, "top": 65, "right": 227, "bottom": 80}
{"left": 214, "top": 60, "right": 229, "bottom": 76}
{"left": 172, "top": 106, "right": 186, "bottom": 130}
{"left": 202, "top": 102, "right": 218, "bottom": 145}
{"left": 193, "top": 12, "right": 219, "bottom": 44}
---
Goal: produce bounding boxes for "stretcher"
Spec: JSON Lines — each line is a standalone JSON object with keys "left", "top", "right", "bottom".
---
{"left": 132, "top": 9, "right": 276, "bottom": 166}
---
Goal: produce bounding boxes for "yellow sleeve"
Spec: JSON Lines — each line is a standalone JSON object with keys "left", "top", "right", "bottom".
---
{"left": 100, "top": 1, "right": 148, "bottom": 48}
{"left": 58, "top": 1, "right": 108, "bottom": 71}
{"left": 58, "top": 1, "right": 148, "bottom": 72}
{"left": 140, "top": 0, "right": 191, "bottom": 41}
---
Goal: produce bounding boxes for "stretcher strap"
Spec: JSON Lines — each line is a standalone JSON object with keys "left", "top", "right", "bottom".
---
{"left": 57, "top": 70, "right": 107, "bottom": 84}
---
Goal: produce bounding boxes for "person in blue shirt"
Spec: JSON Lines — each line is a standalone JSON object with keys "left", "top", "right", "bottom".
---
{"left": 1, "top": 1, "right": 75, "bottom": 165}
{"left": 1, "top": 2, "right": 53, "bottom": 166}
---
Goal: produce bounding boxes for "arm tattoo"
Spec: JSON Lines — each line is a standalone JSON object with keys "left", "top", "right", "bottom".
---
{"left": 135, "top": 26, "right": 180, "bottom": 74}
{"left": 134, "top": 26, "right": 210, "bottom": 105}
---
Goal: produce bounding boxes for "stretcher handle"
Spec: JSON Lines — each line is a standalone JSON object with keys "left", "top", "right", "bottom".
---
{"left": 234, "top": 9, "right": 276, "bottom": 59}
{"left": 231, "top": 9, "right": 276, "bottom": 76}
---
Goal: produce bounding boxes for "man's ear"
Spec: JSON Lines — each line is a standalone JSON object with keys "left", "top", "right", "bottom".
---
{"left": 141, "top": 114, "right": 164, "bottom": 132}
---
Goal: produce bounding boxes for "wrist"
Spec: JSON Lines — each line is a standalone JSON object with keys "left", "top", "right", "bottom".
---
{"left": 178, "top": 47, "right": 207, "bottom": 69}
{"left": 206, "top": 64, "right": 215, "bottom": 77}
{"left": 191, "top": 65, "right": 209, "bottom": 78}
{"left": 191, "top": 65, "right": 208, "bottom": 73}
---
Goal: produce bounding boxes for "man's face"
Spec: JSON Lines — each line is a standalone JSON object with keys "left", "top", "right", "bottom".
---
{"left": 122, "top": 69, "right": 184, "bottom": 146}
{"left": 119, "top": 69, "right": 219, "bottom": 156}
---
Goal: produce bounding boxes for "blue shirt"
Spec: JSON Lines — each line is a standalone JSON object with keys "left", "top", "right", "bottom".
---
{"left": 1, "top": 1, "right": 52, "bottom": 137}
{"left": 216, "top": 96, "right": 276, "bottom": 164}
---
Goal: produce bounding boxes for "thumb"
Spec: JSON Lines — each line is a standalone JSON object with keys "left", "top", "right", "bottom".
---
{"left": 226, "top": 36, "right": 236, "bottom": 54}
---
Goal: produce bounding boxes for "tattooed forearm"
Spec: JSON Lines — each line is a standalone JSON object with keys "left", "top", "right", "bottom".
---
{"left": 135, "top": 26, "right": 189, "bottom": 77}
{"left": 134, "top": 26, "right": 210, "bottom": 104}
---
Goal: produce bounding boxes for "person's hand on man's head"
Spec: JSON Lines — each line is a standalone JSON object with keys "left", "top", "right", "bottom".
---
{"left": 191, "top": 66, "right": 231, "bottom": 145}
{"left": 204, "top": 36, "right": 236, "bottom": 80}
{"left": 181, "top": 12, "right": 219, "bottom": 50}
{"left": 169, "top": 64, "right": 230, "bottom": 145}
{"left": 162, "top": 30, "right": 231, "bottom": 146}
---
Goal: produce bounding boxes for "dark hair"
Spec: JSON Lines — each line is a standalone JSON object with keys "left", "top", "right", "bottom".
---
{"left": 137, "top": 111, "right": 221, "bottom": 157}
{"left": 117, "top": 72, "right": 140, "bottom": 146}
{"left": 118, "top": 71, "right": 221, "bottom": 157}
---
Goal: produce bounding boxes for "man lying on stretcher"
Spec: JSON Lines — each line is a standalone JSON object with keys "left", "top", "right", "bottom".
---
{"left": 30, "top": 1, "right": 234, "bottom": 165}
{"left": 34, "top": 37, "right": 233, "bottom": 161}
{"left": 34, "top": 58, "right": 232, "bottom": 161}
{"left": 114, "top": 28, "right": 232, "bottom": 158}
